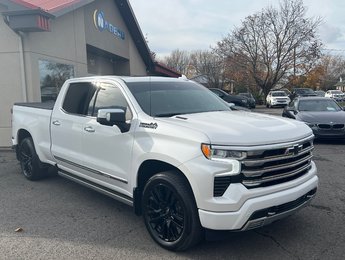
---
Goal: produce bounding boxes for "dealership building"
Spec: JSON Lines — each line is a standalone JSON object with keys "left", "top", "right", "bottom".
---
{"left": 0, "top": 0, "right": 179, "bottom": 147}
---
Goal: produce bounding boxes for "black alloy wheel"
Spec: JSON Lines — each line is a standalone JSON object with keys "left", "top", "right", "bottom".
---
{"left": 146, "top": 183, "right": 185, "bottom": 242}
{"left": 142, "top": 172, "right": 203, "bottom": 251}
{"left": 18, "top": 137, "right": 46, "bottom": 180}
{"left": 20, "top": 139, "right": 34, "bottom": 178}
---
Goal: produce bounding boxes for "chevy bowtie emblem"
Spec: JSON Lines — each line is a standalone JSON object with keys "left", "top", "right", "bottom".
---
{"left": 286, "top": 144, "right": 303, "bottom": 155}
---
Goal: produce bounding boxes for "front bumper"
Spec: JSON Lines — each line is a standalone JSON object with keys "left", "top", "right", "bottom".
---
{"left": 198, "top": 174, "right": 318, "bottom": 230}
{"left": 271, "top": 100, "right": 289, "bottom": 106}
{"left": 311, "top": 128, "right": 345, "bottom": 139}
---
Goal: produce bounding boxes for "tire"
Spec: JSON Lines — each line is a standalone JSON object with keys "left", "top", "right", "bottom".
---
{"left": 142, "top": 171, "right": 203, "bottom": 251}
{"left": 18, "top": 137, "right": 47, "bottom": 180}
{"left": 266, "top": 103, "right": 269, "bottom": 108}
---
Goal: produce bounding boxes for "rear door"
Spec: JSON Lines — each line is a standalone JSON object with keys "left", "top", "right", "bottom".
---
{"left": 51, "top": 81, "right": 97, "bottom": 172}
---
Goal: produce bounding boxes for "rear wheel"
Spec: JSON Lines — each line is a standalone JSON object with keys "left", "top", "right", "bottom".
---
{"left": 18, "top": 137, "right": 47, "bottom": 180}
{"left": 142, "top": 171, "right": 203, "bottom": 251}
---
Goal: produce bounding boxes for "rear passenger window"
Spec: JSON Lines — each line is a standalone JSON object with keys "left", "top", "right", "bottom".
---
{"left": 62, "top": 82, "right": 96, "bottom": 115}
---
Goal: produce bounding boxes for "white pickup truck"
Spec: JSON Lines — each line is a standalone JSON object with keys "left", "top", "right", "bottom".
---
{"left": 12, "top": 76, "right": 318, "bottom": 251}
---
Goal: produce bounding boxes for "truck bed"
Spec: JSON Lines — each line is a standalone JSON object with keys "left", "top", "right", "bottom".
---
{"left": 14, "top": 101, "right": 55, "bottom": 110}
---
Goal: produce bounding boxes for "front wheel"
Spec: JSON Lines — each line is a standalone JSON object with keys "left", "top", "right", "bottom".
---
{"left": 142, "top": 171, "right": 203, "bottom": 251}
{"left": 18, "top": 137, "right": 47, "bottom": 180}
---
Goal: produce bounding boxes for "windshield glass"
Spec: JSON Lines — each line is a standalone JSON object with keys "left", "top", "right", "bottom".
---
{"left": 239, "top": 93, "right": 253, "bottom": 98}
{"left": 298, "top": 99, "right": 342, "bottom": 112}
{"left": 295, "top": 88, "right": 315, "bottom": 94}
{"left": 126, "top": 81, "right": 230, "bottom": 117}
{"left": 271, "top": 91, "right": 287, "bottom": 97}
{"left": 331, "top": 90, "right": 343, "bottom": 94}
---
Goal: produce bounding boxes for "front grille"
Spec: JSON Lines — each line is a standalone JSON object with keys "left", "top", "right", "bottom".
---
{"left": 240, "top": 139, "right": 313, "bottom": 188}
{"left": 318, "top": 124, "right": 344, "bottom": 130}
{"left": 333, "top": 124, "right": 345, "bottom": 129}
{"left": 318, "top": 124, "right": 331, "bottom": 129}
{"left": 212, "top": 138, "right": 314, "bottom": 196}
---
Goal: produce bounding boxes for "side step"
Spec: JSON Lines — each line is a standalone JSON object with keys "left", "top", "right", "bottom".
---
{"left": 58, "top": 169, "right": 133, "bottom": 207}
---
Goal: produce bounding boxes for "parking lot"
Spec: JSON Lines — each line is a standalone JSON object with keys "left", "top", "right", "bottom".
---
{"left": 1, "top": 106, "right": 345, "bottom": 259}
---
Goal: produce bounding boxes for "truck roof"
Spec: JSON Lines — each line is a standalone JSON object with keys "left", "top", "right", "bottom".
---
{"left": 66, "top": 76, "right": 187, "bottom": 84}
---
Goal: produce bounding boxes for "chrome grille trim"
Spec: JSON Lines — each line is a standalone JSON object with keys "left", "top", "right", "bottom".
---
{"left": 239, "top": 138, "right": 314, "bottom": 188}
{"left": 242, "top": 164, "right": 311, "bottom": 187}
{"left": 242, "top": 154, "right": 312, "bottom": 177}
{"left": 242, "top": 146, "right": 313, "bottom": 167}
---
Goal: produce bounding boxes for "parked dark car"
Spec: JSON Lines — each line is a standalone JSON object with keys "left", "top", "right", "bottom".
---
{"left": 209, "top": 88, "right": 250, "bottom": 108}
{"left": 238, "top": 93, "right": 256, "bottom": 108}
{"left": 282, "top": 97, "right": 345, "bottom": 139}
{"left": 289, "top": 88, "right": 317, "bottom": 101}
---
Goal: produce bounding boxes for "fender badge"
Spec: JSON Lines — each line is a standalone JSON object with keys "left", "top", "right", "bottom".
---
{"left": 139, "top": 122, "right": 158, "bottom": 129}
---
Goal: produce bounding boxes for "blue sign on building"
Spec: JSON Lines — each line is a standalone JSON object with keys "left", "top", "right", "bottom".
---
{"left": 93, "top": 10, "right": 125, "bottom": 40}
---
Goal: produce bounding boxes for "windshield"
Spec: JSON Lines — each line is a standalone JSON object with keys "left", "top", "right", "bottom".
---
{"left": 331, "top": 90, "right": 343, "bottom": 94}
{"left": 295, "top": 88, "right": 315, "bottom": 94}
{"left": 239, "top": 93, "right": 253, "bottom": 98}
{"left": 298, "top": 99, "right": 342, "bottom": 112}
{"left": 126, "top": 81, "right": 230, "bottom": 117}
{"left": 271, "top": 91, "right": 287, "bottom": 97}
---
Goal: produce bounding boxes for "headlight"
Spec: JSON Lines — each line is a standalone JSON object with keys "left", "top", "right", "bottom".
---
{"left": 305, "top": 122, "right": 316, "bottom": 128}
{"left": 201, "top": 144, "right": 246, "bottom": 160}
{"left": 242, "top": 99, "right": 248, "bottom": 103}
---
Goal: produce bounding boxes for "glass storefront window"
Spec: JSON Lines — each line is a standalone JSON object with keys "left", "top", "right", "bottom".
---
{"left": 39, "top": 60, "right": 74, "bottom": 102}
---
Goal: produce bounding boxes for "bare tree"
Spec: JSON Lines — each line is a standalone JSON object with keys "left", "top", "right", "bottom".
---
{"left": 162, "top": 49, "right": 191, "bottom": 75}
{"left": 161, "top": 49, "right": 226, "bottom": 89}
{"left": 318, "top": 54, "right": 345, "bottom": 90}
{"left": 190, "top": 50, "right": 226, "bottom": 89}
{"left": 216, "top": 0, "right": 322, "bottom": 97}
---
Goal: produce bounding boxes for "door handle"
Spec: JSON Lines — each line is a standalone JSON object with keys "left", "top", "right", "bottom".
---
{"left": 52, "top": 120, "right": 61, "bottom": 126}
{"left": 84, "top": 126, "right": 95, "bottom": 133}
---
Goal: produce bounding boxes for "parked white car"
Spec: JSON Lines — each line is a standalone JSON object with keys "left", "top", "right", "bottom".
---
{"left": 325, "top": 90, "right": 345, "bottom": 102}
{"left": 266, "top": 90, "right": 291, "bottom": 108}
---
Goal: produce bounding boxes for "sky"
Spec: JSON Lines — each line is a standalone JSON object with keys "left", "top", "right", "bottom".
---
{"left": 129, "top": 0, "right": 345, "bottom": 59}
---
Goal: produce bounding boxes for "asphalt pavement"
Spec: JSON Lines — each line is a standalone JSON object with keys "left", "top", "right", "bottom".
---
{"left": 1, "top": 107, "right": 345, "bottom": 259}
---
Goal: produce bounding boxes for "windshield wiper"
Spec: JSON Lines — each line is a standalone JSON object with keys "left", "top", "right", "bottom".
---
{"left": 154, "top": 113, "right": 186, "bottom": 117}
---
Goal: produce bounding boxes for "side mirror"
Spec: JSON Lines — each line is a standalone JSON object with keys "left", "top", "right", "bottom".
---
{"left": 97, "top": 108, "right": 126, "bottom": 126}
{"left": 287, "top": 106, "right": 298, "bottom": 114}
{"left": 228, "top": 103, "right": 235, "bottom": 109}
{"left": 285, "top": 107, "right": 297, "bottom": 118}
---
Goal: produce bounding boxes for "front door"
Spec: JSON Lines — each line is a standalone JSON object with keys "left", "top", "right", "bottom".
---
{"left": 81, "top": 81, "right": 135, "bottom": 196}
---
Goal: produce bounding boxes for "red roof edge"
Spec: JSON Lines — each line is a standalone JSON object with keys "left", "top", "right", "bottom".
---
{"left": 152, "top": 62, "right": 181, "bottom": 78}
{"left": 11, "top": 0, "right": 39, "bottom": 9}
{"left": 47, "top": 0, "right": 81, "bottom": 13}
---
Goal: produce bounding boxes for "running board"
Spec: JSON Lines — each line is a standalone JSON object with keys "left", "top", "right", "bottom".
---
{"left": 58, "top": 169, "right": 133, "bottom": 207}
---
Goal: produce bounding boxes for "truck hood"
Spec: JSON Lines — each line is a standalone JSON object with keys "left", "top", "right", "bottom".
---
{"left": 158, "top": 111, "right": 312, "bottom": 146}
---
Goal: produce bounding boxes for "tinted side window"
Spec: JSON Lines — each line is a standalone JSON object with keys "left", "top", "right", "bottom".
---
{"left": 90, "top": 83, "right": 132, "bottom": 120}
{"left": 62, "top": 82, "right": 96, "bottom": 115}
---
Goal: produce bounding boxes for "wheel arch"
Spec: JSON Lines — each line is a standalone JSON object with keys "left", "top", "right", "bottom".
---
{"left": 15, "top": 129, "right": 32, "bottom": 160}
{"left": 133, "top": 159, "right": 195, "bottom": 216}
